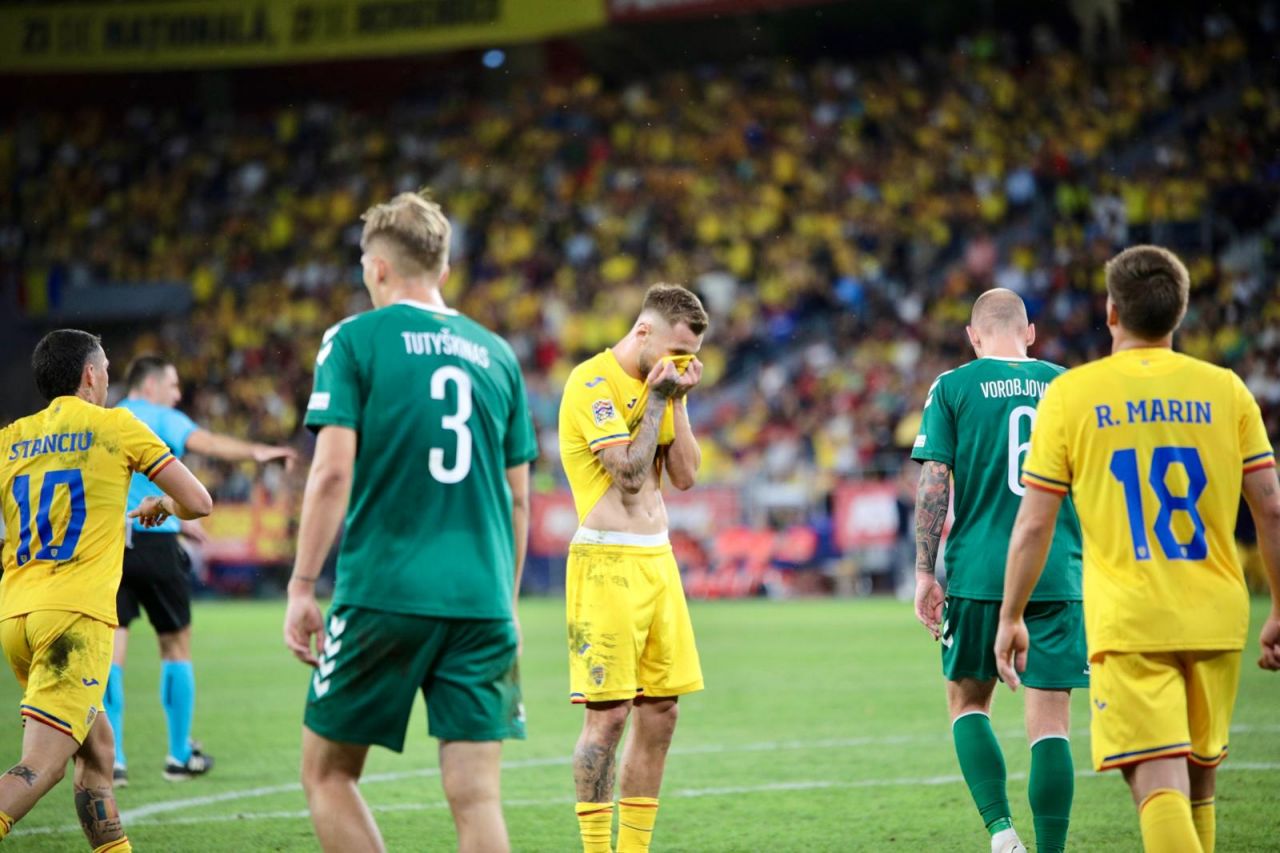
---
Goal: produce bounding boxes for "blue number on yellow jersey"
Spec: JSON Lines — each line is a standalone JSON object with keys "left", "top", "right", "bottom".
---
{"left": 1, "top": 396, "right": 173, "bottom": 625}
{"left": 1022, "top": 348, "right": 1274, "bottom": 654}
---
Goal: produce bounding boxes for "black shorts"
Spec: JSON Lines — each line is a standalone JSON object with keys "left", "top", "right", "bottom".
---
{"left": 118, "top": 532, "right": 192, "bottom": 634}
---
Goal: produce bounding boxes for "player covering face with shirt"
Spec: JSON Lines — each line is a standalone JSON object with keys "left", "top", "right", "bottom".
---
{"left": 558, "top": 283, "right": 708, "bottom": 853}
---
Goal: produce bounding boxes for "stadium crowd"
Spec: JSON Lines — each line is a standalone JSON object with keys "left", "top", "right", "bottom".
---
{"left": 3, "top": 15, "right": 1277, "bottom": 506}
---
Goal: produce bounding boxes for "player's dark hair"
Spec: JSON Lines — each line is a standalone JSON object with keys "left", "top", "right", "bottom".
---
{"left": 31, "top": 329, "right": 103, "bottom": 402}
{"left": 125, "top": 354, "right": 172, "bottom": 391}
{"left": 1104, "top": 245, "right": 1190, "bottom": 340}
{"left": 642, "top": 283, "right": 709, "bottom": 336}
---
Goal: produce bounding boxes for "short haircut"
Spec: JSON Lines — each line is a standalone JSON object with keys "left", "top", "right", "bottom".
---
{"left": 125, "top": 354, "right": 171, "bottom": 391}
{"left": 970, "top": 288, "right": 1028, "bottom": 333}
{"left": 1104, "top": 245, "right": 1190, "bottom": 340}
{"left": 360, "top": 191, "right": 451, "bottom": 277}
{"left": 31, "top": 329, "right": 102, "bottom": 402}
{"left": 642, "top": 284, "right": 709, "bottom": 336}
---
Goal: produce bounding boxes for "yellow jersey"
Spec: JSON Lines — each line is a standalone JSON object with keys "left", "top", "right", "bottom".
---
{"left": 1, "top": 396, "right": 174, "bottom": 624}
{"left": 559, "top": 349, "right": 681, "bottom": 523}
{"left": 1022, "top": 348, "right": 1274, "bottom": 654}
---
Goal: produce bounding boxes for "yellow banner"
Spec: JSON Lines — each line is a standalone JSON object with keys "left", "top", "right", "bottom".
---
{"left": 0, "top": 0, "right": 605, "bottom": 72}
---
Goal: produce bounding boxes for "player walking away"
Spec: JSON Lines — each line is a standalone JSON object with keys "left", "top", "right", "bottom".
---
{"left": 0, "top": 330, "right": 211, "bottom": 850}
{"left": 559, "top": 284, "right": 707, "bottom": 853}
{"left": 996, "top": 245, "right": 1280, "bottom": 852}
{"left": 913, "top": 289, "right": 1086, "bottom": 853}
{"left": 284, "top": 192, "right": 536, "bottom": 853}
{"left": 105, "top": 355, "right": 295, "bottom": 785}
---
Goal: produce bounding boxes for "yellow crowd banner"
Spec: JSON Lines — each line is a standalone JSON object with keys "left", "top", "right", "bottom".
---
{"left": 0, "top": 0, "right": 606, "bottom": 73}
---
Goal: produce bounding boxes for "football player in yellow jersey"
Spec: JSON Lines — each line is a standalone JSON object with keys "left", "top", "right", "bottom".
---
{"left": 559, "top": 284, "right": 707, "bottom": 853}
{"left": 0, "top": 330, "right": 212, "bottom": 850}
{"left": 994, "top": 247, "right": 1280, "bottom": 853}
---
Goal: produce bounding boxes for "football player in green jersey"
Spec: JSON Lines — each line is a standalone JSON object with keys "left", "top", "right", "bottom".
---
{"left": 911, "top": 289, "right": 1086, "bottom": 853}
{"left": 284, "top": 192, "right": 537, "bottom": 853}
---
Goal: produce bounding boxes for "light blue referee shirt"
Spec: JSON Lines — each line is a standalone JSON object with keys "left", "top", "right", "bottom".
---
{"left": 118, "top": 398, "right": 199, "bottom": 534}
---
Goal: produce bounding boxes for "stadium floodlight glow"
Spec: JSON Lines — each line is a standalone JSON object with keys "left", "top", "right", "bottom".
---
{"left": 483, "top": 49, "right": 506, "bottom": 69}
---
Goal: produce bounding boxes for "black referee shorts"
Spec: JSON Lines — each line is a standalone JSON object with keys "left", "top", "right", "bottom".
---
{"left": 118, "top": 532, "right": 192, "bottom": 634}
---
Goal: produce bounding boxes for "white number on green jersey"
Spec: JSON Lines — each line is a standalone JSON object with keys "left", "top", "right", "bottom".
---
{"left": 429, "top": 366, "right": 473, "bottom": 484}
{"left": 1007, "top": 405, "right": 1036, "bottom": 496}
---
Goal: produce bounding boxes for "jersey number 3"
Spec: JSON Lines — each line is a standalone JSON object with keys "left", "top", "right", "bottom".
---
{"left": 429, "top": 366, "right": 473, "bottom": 484}
{"left": 1109, "top": 447, "right": 1207, "bottom": 561}
{"left": 10, "top": 469, "right": 87, "bottom": 567}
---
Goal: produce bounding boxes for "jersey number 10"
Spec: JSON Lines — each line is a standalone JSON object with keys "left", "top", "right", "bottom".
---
{"left": 10, "top": 469, "right": 87, "bottom": 567}
{"left": 1109, "top": 447, "right": 1207, "bottom": 561}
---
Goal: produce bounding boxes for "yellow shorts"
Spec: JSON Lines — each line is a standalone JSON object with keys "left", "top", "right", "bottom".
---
{"left": 566, "top": 539, "right": 703, "bottom": 704}
{"left": 1, "top": 611, "right": 113, "bottom": 744}
{"left": 1090, "top": 649, "right": 1241, "bottom": 772}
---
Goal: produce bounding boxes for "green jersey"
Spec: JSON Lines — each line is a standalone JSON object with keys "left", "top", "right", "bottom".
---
{"left": 305, "top": 299, "right": 538, "bottom": 620}
{"left": 912, "top": 357, "right": 1083, "bottom": 601}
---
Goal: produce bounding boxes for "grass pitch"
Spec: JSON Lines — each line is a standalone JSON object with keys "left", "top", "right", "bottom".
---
{"left": 3, "top": 597, "right": 1278, "bottom": 851}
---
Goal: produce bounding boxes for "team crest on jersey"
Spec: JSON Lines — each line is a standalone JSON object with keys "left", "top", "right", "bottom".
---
{"left": 86, "top": 706, "right": 98, "bottom": 728}
{"left": 592, "top": 399, "right": 616, "bottom": 426}
{"left": 590, "top": 665, "right": 607, "bottom": 686}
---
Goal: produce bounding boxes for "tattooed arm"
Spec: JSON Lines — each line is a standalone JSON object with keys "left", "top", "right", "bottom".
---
{"left": 913, "top": 461, "right": 951, "bottom": 639}
{"left": 1243, "top": 466, "right": 1280, "bottom": 670}
{"left": 596, "top": 396, "right": 667, "bottom": 495}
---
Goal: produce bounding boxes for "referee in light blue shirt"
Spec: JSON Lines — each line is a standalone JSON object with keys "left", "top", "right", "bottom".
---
{"left": 108, "top": 355, "right": 295, "bottom": 784}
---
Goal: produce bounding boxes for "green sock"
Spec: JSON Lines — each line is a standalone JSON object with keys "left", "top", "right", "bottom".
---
{"left": 952, "top": 711, "right": 1012, "bottom": 835}
{"left": 1029, "top": 735, "right": 1074, "bottom": 853}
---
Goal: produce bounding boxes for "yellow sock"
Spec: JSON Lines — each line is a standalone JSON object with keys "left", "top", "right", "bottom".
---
{"left": 617, "top": 797, "right": 659, "bottom": 853}
{"left": 576, "top": 802, "right": 613, "bottom": 853}
{"left": 1191, "top": 797, "right": 1215, "bottom": 853}
{"left": 1139, "top": 789, "right": 1202, "bottom": 853}
{"left": 0, "top": 809, "right": 13, "bottom": 840}
{"left": 92, "top": 838, "right": 132, "bottom": 852}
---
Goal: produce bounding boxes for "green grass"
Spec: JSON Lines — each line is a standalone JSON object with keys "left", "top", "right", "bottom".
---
{"left": 3, "top": 597, "right": 1278, "bottom": 851}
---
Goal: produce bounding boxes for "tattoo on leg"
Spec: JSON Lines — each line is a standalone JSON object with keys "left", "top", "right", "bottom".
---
{"left": 5, "top": 765, "right": 38, "bottom": 787}
{"left": 574, "top": 742, "right": 617, "bottom": 803}
{"left": 74, "top": 785, "right": 125, "bottom": 847}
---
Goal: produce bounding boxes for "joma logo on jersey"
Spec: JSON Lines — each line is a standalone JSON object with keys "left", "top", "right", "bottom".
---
{"left": 592, "top": 399, "right": 616, "bottom": 426}
{"left": 585, "top": 376, "right": 605, "bottom": 388}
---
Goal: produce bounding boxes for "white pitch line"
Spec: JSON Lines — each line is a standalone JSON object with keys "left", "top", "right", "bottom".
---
{"left": 16, "top": 723, "right": 1280, "bottom": 838}
{"left": 17, "top": 763, "right": 1280, "bottom": 837}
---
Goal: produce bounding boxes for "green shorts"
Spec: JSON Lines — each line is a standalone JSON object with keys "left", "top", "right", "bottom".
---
{"left": 304, "top": 604, "right": 524, "bottom": 752}
{"left": 941, "top": 597, "right": 1088, "bottom": 690}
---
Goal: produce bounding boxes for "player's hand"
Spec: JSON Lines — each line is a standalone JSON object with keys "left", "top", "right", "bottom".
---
{"left": 1259, "top": 614, "right": 1280, "bottom": 671}
{"left": 994, "top": 618, "right": 1029, "bottom": 691}
{"left": 284, "top": 588, "right": 326, "bottom": 667}
{"left": 129, "top": 496, "right": 172, "bottom": 528}
{"left": 669, "top": 358, "right": 703, "bottom": 399}
{"left": 254, "top": 444, "right": 298, "bottom": 471}
{"left": 647, "top": 360, "right": 683, "bottom": 399}
{"left": 914, "top": 571, "right": 944, "bottom": 640}
{"left": 180, "top": 518, "right": 211, "bottom": 547}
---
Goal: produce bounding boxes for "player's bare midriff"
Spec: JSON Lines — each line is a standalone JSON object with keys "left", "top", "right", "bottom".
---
{"left": 581, "top": 459, "right": 668, "bottom": 536}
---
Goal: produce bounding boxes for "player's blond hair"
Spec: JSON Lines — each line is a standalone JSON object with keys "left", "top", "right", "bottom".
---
{"left": 360, "top": 191, "right": 451, "bottom": 277}
{"left": 641, "top": 284, "right": 709, "bottom": 335}
{"left": 1104, "top": 245, "right": 1190, "bottom": 340}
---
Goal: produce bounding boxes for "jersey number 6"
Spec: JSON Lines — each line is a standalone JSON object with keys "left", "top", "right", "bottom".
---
{"left": 10, "top": 469, "right": 87, "bottom": 567}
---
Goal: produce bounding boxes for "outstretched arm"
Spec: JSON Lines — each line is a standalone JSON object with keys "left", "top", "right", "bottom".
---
{"left": 187, "top": 428, "right": 297, "bottom": 468}
{"left": 913, "top": 461, "right": 950, "bottom": 639}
